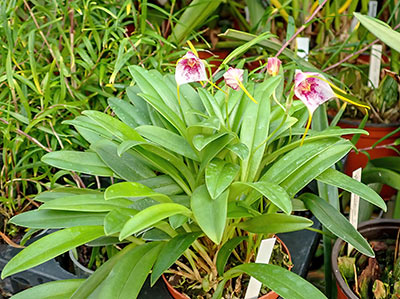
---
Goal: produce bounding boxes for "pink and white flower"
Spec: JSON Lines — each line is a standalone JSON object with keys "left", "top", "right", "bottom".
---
{"left": 294, "top": 70, "right": 335, "bottom": 113}
{"left": 223, "top": 67, "right": 244, "bottom": 90}
{"left": 267, "top": 57, "right": 282, "bottom": 76}
{"left": 175, "top": 51, "right": 207, "bottom": 86}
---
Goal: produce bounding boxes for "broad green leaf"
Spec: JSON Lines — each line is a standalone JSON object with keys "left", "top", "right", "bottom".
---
{"left": 1, "top": 226, "right": 104, "bottom": 278}
{"left": 237, "top": 214, "right": 313, "bottom": 234}
{"left": 369, "top": 157, "right": 400, "bottom": 172}
{"left": 108, "top": 97, "right": 139, "bottom": 128}
{"left": 193, "top": 132, "right": 227, "bottom": 151}
{"left": 227, "top": 202, "right": 255, "bottom": 218}
{"left": 94, "top": 242, "right": 161, "bottom": 299}
{"left": 234, "top": 181, "right": 292, "bottom": 214}
{"left": 280, "top": 141, "right": 353, "bottom": 197}
{"left": 198, "top": 88, "right": 224, "bottom": 123}
{"left": 119, "top": 203, "right": 191, "bottom": 240}
{"left": 199, "top": 134, "right": 235, "bottom": 173}
{"left": 215, "top": 264, "right": 327, "bottom": 299}
{"left": 41, "top": 151, "right": 113, "bottom": 176}
{"left": 117, "top": 140, "right": 147, "bottom": 156}
{"left": 10, "top": 210, "right": 106, "bottom": 229}
{"left": 137, "top": 175, "right": 182, "bottom": 196}
{"left": 12, "top": 279, "right": 85, "bottom": 299}
{"left": 263, "top": 138, "right": 342, "bottom": 184}
{"left": 206, "top": 158, "right": 239, "bottom": 199}
{"left": 151, "top": 232, "right": 202, "bottom": 285}
{"left": 317, "top": 168, "right": 386, "bottom": 211}
{"left": 300, "top": 193, "right": 374, "bottom": 257}
{"left": 105, "top": 182, "right": 171, "bottom": 203}
{"left": 216, "top": 236, "right": 246, "bottom": 276}
{"left": 362, "top": 167, "right": 400, "bottom": 190}
{"left": 83, "top": 110, "right": 144, "bottom": 142}
{"left": 40, "top": 194, "right": 132, "bottom": 212}
{"left": 227, "top": 143, "right": 249, "bottom": 160}
{"left": 35, "top": 188, "right": 101, "bottom": 203}
{"left": 136, "top": 125, "right": 199, "bottom": 161}
{"left": 104, "top": 209, "right": 137, "bottom": 236}
{"left": 191, "top": 185, "right": 228, "bottom": 244}
{"left": 71, "top": 243, "right": 138, "bottom": 299}
{"left": 354, "top": 13, "right": 400, "bottom": 52}
{"left": 240, "top": 76, "right": 281, "bottom": 182}
{"left": 91, "top": 139, "right": 155, "bottom": 181}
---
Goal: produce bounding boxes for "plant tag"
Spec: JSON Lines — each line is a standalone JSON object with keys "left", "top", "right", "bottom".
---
{"left": 296, "top": 37, "right": 309, "bottom": 61}
{"left": 348, "top": 167, "right": 362, "bottom": 255}
{"left": 368, "top": 44, "right": 383, "bottom": 89}
{"left": 244, "top": 237, "right": 276, "bottom": 299}
{"left": 368, "top": 1, "right": 378, "bottom": 17}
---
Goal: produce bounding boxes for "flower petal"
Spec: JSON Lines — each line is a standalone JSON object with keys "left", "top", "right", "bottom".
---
{"left": 294, "top": 70, "right": 335, "bottom": 113}
{"left": 223, "top": 67, "right": 244, "bottom": 90}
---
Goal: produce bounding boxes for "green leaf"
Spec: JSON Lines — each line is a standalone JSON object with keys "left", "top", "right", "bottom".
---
{"left": 234, "top": 182, "right": 292, "bottom": 214}
{"left": 216, "top": 236, "right": 246, "bottom": 276}
{"left": 240, "top": 76, "right": 281, "bottom": 182}
{"left": 108, "top": 97, "right": 140, "bottom": 128}
{"left": 362, "top": 167, "right": 400, "bottom": 191}
{"left": 1, "top": 226, "right": 105, "bottom": 278}
{"left": 10, "top": 210, "right": 106, "bottom": 229}
{"left": 119, "top": 203, "right": 191, "bottom": 240}
{"left": 151, "top": 232, "right": 202, "bottom": 285}
{"left": 193, "top": 133, "right": 227, "bottom": 151}
{"left": 191, "top": 185, "right": 228, "bottom": 244}
{"left": 300, "top": 193, "right": 374, "bottom": 257}
{"left": 71, "top": 243, "right": 138, "bottom": 298}
{"left": 83, "top": 110, "right": 144, "bottom": 142}
{"left": 227, "top": 143, "right": 249, "bottom": 160}
{"left": 369, "top": 157, "right": 400, "bottom": 172}
{"left": 34, "top": 187, "right": 101, "bottom": 203}
{"left": 354, "top": 13, "right": 400, "bottom": 53}
{"left": 105, "top": 182, "right": 171, "bottom": 203}
{"left": 317, "top": 168, "right": 386, "bottom": 211}
{"left": 136, "top": 125, "right": 199, "bottom": 161}
{"left": 94, "top": 242, "right": 162, "bottom": 299}
{"left": 104, "top": 209, "right": 137, "bottom": 236}
{"left": 199, "top": 134, "right": 235, "bottom": 174}
{"left": 41, "top": 151, "right": 113, "bottom": 176}
{"left": 12, "top": 279, "right": 85, "bottom": 299}
{"left": 218, "top": 264, "right": 327, "bottom": 299}
{"left": 40, "top": 194, "right": 132, "bottom": 212}
{"left": 91, "top": 139, "right": 155, "bottom": 181}
{"left": 206, "top": 158, "right": 239, "bottom": 199}
{"left": 238, "top": 214, "right": 312, "bottom": 234}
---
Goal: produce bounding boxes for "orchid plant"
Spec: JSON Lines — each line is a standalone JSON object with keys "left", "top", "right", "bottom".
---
{"left": 1, "top": 45, "right": 387, "bottom": 299}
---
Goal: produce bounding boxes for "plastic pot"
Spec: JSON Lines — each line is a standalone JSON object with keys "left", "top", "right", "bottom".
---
{"left": 68, "top": 249, "right": 94, "bottom": 278}
{"left": 162, "top": 236, "right": 292, "bottom": 299}
{"left": 338, "top": 119, "right": 400, "bottom": 199}
{"left": 331, "top": 218, "right": 400, "bottom": 299}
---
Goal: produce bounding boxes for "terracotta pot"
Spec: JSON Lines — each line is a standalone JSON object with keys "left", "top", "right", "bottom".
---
{"left": 163, "top": 236, "right": 292, "bottom": 299}
{"left": 331, "top": 219, "right": 400, "bottom": 299}
{"left": 338, "top": 119, "right": 400, "bottom": 199}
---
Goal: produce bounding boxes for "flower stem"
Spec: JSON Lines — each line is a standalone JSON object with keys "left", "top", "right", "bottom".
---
{"left": 300, "top": 112, "right": 313, "bottom": 146}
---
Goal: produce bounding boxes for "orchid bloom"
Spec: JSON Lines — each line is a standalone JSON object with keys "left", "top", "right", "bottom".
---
{"left": 267, "top": 57, "right": 282, "bottom": 76}
{"left": 294, "top": 70, "right": 336, "bottom": 145}
{"left": 175, "top": 51, "right": 207, "bottom": 86}
{"left": 223, "top": 67, "right": 243, "bottom": 90}
{"left": 223, "top": 67, "right": 257, "bottom": 104}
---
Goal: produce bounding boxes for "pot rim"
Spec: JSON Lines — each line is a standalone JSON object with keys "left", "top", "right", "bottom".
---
{"left": 68, "top": 249, "right": 94, "bottom": 275}
{"left": 337, "top": 118, "right": 400, "bottom": 128}
{"left": 331, "top": 218, "right": 400, "bottom": 299}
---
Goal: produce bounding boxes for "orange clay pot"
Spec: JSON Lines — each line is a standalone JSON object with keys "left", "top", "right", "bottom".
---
{"left": 162, "top": 236, "right": 292, "bottom": 299}
{"left": 338, "top": 119, "right": 400, "bottom": 199}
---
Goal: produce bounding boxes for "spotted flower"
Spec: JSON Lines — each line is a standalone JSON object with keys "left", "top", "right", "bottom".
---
{"left": 175, "top": 51, "right": 207, "bottom": 86}
{"left": 223, "top": 67, "right": 244, "bottom": 91}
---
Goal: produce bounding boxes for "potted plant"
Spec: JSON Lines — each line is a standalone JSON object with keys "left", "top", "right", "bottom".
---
{"left": 1, "top": 46, "right": 386, "bottom": 298}
{"left": 332, "top": 219, "right": 400, "bottom": 299}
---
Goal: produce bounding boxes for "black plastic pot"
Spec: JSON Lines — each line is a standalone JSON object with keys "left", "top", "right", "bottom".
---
{"left": 331, "top": 218, "right": 400, "bottom": 299}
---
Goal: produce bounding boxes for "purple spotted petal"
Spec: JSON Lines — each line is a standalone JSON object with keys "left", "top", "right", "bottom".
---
{"left": 294, "top": 70, "right": 335, "bottom": 113}
{"left": 175, "top": 51, "right": 207, "bottom": 86}
{"left": 223, "top": 67, "right": 244, "bottom": 90}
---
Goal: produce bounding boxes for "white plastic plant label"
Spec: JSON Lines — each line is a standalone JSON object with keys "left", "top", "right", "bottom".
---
{"left": 296, "top": 37, "right": 310, "bottom": 61}
{"left": 348, "top": 167, "right": 362, "bottom": 255}
{"left": 244, "top": 237, "right": 276, "bottom": 299}
{"left": 368, "top": 44, "right": 383, "bottom": 88}
{"left": 368, "top": 1, "right": 378, "bottom": 17}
